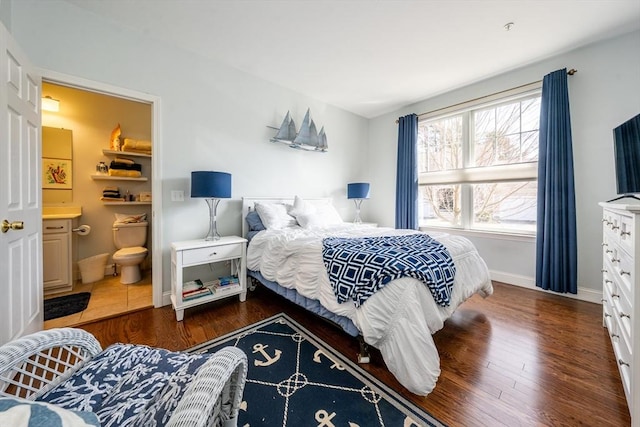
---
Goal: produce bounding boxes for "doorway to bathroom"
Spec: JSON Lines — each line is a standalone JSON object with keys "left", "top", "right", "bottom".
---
{"left": 40, "top": 74, "right": 162, "bottom": 328}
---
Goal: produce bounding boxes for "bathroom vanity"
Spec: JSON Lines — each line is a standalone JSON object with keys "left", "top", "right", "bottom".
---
{"left": 43, "top": 207, "right": 81, "bottom": 296}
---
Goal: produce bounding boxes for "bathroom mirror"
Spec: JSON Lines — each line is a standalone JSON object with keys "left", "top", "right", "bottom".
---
{"left": 42, "top": 126, "right": 73, "bottom": 203}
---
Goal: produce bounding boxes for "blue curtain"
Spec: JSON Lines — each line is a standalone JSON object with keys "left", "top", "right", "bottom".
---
{"left": 536, "top": 69, "right": 577, "bottom": 294}
{"left": 395, "top": 114, "right": 418, "bottom": 229}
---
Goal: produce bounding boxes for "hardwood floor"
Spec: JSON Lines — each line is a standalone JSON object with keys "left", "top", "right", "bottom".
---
{"left": 79, "top": 281, "right": 630, "bottom": 426}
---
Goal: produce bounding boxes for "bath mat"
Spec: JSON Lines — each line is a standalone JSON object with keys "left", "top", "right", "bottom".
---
{"left": 44, "top": 292, "right": 91, "bottom": 321}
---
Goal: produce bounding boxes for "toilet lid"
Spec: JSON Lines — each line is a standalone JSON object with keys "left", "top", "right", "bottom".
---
{"left": 114, "top": 247, "right": 148, "bottom": 258}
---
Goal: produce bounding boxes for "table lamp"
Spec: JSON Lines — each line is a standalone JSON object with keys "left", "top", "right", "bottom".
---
{"left": 347, "top": 182, "right": 370, "bottom": 224}
{"left": 191, "top": 171, "right": 232, "bottom": 240}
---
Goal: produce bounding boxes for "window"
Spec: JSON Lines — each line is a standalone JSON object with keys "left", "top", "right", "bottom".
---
{"left": 418, "top": 83, "right": 541, "bottom": 234}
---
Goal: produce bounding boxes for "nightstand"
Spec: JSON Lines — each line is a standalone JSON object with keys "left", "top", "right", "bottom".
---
{"left": 170, "top": 236, "right": 247, "bottom": 321}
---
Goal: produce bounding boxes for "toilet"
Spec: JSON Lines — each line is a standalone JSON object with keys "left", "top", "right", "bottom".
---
{"left": 112, "top": 220, "right": 148, "bottom": 284}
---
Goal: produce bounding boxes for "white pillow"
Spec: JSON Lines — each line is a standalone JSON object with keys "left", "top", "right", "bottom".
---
{"left": 288, "top": 196, "right": 316, "bottom": 218}
{"left": 254, "top": 202, "right": 297, "bottom": 229}
{"left": 297, "top": 202, "right": 344, "bottom": 228}
{"left": 314, "top": 202, "right": 344, "bottom": 225}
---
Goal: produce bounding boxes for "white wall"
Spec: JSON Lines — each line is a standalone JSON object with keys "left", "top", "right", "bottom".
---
{"left": 9, "top": 1, "right": 640, "bottom": 302}
{"left": 0, "top": 0, "right": 10, "bottom": 31}
{"left": 368, "top": 30, "right": 640, "bottom": 299}
{"left": 10, "top": 0, "right": 370, "bottom": 297}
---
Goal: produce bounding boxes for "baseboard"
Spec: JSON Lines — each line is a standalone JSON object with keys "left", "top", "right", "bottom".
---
{"left": 490, "top": 270, "right": 603, "bottom": 304}
{"left": 162, "top": 291, "right": 172, "bottom": 307}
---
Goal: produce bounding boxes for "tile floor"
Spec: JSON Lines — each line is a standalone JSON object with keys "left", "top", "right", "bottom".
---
{"left": 44, "top": 270, "right": 153, "bottom": 329}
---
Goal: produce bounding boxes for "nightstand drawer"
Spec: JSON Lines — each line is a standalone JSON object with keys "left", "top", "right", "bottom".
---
{"left": 182, "top": 243, "right": 242, "bottom": 265}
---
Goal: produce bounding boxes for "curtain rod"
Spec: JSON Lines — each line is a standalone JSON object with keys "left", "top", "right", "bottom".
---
{"left": 396, "top": 68, "right": 577, "bottom": 123}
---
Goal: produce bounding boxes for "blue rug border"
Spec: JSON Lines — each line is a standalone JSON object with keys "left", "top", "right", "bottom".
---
{"left": 188, "top": 312, "right": 446, "bottom": 427}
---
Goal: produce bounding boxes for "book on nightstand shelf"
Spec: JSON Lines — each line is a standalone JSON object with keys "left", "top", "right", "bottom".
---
{"left": 182, "top": 279, "right": 212, "bottom": 301}
{"left": 204, "top": 276, "right": 240, "bottom": 294}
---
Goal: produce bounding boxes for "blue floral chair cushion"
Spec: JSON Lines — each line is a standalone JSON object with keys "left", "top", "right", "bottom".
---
{"left": 37, "top": 343, "right": 211, "bottom": 426}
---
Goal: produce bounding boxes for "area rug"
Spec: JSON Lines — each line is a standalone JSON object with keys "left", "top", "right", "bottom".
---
{"left": 190, "top": 313, "right": 445, "bottom": 427}
{"left": 44, "top": 292, "right": 91, "bottom": 321}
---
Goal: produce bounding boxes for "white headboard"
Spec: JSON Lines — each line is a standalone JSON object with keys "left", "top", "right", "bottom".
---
{"left": 241, "top": 197, "right": 332, "bottom": 238}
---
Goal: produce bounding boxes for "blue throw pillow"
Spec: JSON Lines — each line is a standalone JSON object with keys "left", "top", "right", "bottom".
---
{"left": 246, "top": 210, "right": 266, "bottom": 231}
{"left": 0, "top": 397, "right": 100, "bottom": 426}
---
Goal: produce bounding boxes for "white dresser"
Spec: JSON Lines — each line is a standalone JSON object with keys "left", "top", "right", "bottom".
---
{"left": 600, "top": 201, "right": 640, "bottom": 423}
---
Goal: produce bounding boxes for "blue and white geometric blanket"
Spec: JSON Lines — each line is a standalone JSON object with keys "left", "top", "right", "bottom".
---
{"left": 322, "top": 233, "right": 456, "bottom": 307}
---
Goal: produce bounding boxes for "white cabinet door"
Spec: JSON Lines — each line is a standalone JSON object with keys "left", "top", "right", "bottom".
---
{"left": 43, "top": 233, "right": 70, "bottom": 291}
{"left": 0, "top": 22, "right": 42, "bottom": 345}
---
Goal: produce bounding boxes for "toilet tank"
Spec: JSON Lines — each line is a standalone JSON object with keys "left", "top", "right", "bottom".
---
{"left": 112, "top": 221, "right": 148, "bottom": 249}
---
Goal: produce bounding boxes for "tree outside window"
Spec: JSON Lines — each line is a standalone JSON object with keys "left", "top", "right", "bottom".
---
{"left": 418, "top": 90, "right": 540, "bottom": 234}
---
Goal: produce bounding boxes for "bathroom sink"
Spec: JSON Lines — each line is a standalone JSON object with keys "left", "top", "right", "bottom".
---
{"left": 43, "top": 206, "right": 82, "bottom": 219}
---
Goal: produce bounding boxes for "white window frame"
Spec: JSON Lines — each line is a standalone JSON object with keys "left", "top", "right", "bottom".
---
{"left": 418, "top": 82, "right": 542, "bottom": 236}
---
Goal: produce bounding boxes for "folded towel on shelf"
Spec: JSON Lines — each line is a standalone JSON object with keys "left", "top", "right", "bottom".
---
{"left": 102, "top": 191, "right": 121, "bottom": 198}
{"left": 109, "top": 160, "right": 142, "bottom": 171}
{"left": 108, "top": 169, "right": 142, "bottom": 178}
{"left": 103, "top": 186, "right": 119, "bottom": 193}
{"left": 100, "top": 197, "right": 126, "bottom": 202}
{"left": 114, "top": 157, "right": 135, "bottom": 165}
{"left": 122, "top": 138, "right": 151, "bottom": 154}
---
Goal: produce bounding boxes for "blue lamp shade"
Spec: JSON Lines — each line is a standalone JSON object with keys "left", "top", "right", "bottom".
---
{"left": 191, "top": 171, "right": 232, "bottom": 198}
{"left": 347, "top": 182, "right": 370, "bottom": 200}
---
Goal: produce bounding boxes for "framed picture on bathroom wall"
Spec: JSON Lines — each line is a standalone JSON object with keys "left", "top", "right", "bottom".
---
{"left": 42, "top": 158, "right": 72, "bottom": 189}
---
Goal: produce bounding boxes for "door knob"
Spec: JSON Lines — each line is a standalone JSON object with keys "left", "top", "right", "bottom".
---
{"left": 1, "top": 219, "right": 24, "bottom": 233}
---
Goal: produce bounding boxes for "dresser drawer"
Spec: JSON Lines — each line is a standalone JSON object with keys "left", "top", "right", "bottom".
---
{"left": 603, "top": 212, "right": 621, "bottom": 242}
{"left": 612, "top": 332, "right": 632, "bottom": 404}
{"left": 181, "top": 243, "right": 242, "bottom": 266}
{"left": 612, "top": 289, "right": 632, "bottom": 344}
{"left": 619, "top": 213, "right": 635, "bottom": 255}
{"left": 616, "top": 248, "right": 633, "bottom": 297}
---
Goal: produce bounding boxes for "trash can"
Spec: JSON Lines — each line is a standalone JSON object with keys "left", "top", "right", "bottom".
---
{"left": 78, "top": 253, "right": 109, "bottom": 284}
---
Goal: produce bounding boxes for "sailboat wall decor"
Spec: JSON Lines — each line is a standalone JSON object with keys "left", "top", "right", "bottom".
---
{"left": 268, "top": 109, "right": 328, "bottom": 152}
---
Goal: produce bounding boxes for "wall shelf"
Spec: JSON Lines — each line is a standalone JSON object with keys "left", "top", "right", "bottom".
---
{"left": 91, "top": 175, "right": 147, "bottom": 182}
{"left": 102, "top": 149, "right": 151, "bottom": 158}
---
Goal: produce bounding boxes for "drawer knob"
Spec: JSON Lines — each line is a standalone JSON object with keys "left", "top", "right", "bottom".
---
{"left": 620, "top": 230, "right": 631, "bottom": 236}
{"left": 611, "top": 333, "right": 619, "bottom": 339}
{"left": 620, "top": 271, "right": 631, "bottom": 276}
{"left": 612, "top": 293, "right": 620, "bottom": 298}
{"left": 601, "top": 242, "right": 608, "bottom": 246}
{"left": 601, "top": 269, "right": 608, "bottom": 273}
{"left": 604, "top": 313, "right": 611, "bottom": 318}
{"left": 605, "top": 249, "right": 613, "bottom": 254}
{"left": 618, "top": 359, "right": 630, "bottom": 367}
{"left": 612, "top": 225, "right": 620, "bottom": 230}
{"left": 209, "top": 252, "right": 218, "bottom": 256}
{"left": 611, "top": 258, "right": 620, "bottom": 263}
{"left": 604, "top": 279, "right": 613, "bottom": 284}
{"left": 620, "top": 312, "right": 630, "bottom": 319}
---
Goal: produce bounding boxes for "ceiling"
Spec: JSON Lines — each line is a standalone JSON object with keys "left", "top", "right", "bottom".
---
{"left": 63, "top": 0, "right": 640, "bottom": 118}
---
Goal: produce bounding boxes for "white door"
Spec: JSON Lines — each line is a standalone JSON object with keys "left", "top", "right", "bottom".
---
{"left": 0, "top": 23, "right": 43, "bottom": 345}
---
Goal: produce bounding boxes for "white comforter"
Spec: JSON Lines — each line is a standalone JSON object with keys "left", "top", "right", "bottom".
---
{"left": 246, "top": 224, "right": 493, "bottom": 395}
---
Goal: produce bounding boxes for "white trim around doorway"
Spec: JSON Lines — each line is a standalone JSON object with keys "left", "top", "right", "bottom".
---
{"left": 38, "top": 68, "right": 164, "bottom": 309}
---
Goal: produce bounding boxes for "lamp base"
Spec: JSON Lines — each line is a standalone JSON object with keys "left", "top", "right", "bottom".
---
{"left": 352, "top": 199, "right": 363, "bottom": 224}
{"left": 204, "top": 198, "right": 221, "bottom": 241}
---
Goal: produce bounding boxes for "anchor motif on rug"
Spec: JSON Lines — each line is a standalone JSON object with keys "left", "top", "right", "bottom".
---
{"left": 313, "top": 349, "right": 345, "bottom": 370}
{"left": 315, "top": 409, "right": 360, "bottom": 427}
{"left": 252, "top": 343, "right": 282, "bottom": 366}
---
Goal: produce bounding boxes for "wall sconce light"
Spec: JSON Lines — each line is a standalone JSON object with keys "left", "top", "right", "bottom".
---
{"left": 41, "top": 96, "right": 60, "bottom": 112}
{"left": 191, "top": 171, "right": 232, "bottom": 241}
{"left": 347, "top": 182, "right": 370, "bottom": 224}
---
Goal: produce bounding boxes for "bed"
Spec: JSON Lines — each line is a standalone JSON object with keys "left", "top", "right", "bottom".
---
{"left": 242, "top": 196, "right": 493, "bottom": 396}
